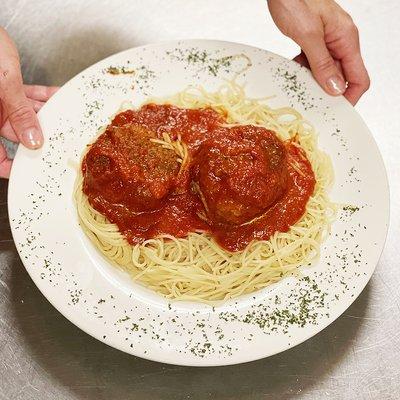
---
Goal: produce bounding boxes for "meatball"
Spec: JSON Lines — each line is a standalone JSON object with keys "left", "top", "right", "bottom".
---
{"left": 195, "top": 126, "right": 288, "bottom": 225}
{"left": 83, "top": 124, "right": 179, "bottom": 212}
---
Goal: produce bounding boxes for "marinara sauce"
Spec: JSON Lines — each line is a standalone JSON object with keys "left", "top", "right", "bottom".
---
{"left": 82, "top": 104, "right": 315, "bottom": 252}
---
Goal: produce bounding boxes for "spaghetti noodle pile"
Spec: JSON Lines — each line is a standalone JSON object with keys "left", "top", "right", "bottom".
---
{"left": 75, "top": 81, "right": 335, "bottom": 302}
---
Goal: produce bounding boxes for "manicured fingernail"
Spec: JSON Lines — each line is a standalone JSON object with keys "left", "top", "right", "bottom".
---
{"left": 22, "top": 129, "right": 43, "bottom": 149}
{"left": 326, "top": 75, "right": 346, "bottom": 95}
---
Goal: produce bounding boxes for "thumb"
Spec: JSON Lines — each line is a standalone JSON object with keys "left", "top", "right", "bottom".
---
{"left": 0, "top": 27, "right": 43, "bottom": 149}
{"left": 6, "top": 96, "right": 43, "bottom": 149}
{"left": 298, "top": 35, "right": 346, "bottom": 96}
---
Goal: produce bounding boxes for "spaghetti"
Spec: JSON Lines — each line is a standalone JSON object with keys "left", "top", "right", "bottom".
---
{"left": 75, "top": 81, "right": 335, "bottom": 302}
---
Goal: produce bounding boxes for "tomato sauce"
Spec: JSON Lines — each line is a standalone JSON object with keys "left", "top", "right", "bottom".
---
{"left": 82, "top": 104, "right": 315, "bottom": 252}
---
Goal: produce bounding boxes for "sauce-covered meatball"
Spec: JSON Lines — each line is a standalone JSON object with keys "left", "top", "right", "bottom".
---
{"left": 195, "top": 125, "right": 288, "bottom": 225}
{"left": 83, "top": 124, "right": 179, "bottom": 212}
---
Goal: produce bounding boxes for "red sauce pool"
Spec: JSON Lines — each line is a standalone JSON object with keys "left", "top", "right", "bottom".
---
{"left": 82, "top": 104, "right": 315, "bottom": 252}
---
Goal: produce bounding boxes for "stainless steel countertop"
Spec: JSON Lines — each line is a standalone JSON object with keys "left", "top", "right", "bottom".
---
{"left": 1, "top": 1, "right": 399, "bottom": 399}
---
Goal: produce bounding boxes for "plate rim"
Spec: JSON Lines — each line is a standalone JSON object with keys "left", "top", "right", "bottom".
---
{"left": 7, "top": 38, "right": 391, "bottom": 366}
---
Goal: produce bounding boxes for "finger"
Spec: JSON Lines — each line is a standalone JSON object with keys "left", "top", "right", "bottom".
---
{"left": 340, "top": 51, "right": 370, "bottom": 105}
{"left": 0, "top": 28, "right": 43, "bottom": 149}
{"left": 294, "top": 51, "right": 346, "bottom": 89}
{"left": 24, "top": 85, "right": 59, "bottom": 101}
{"left": 4, "top": 97, "right": 43, "bottom": 149}
{"left": 0, "top": 100, "right": 45, "bottom": 142}
{"left": 297, "top": 34, "right": 346, "bottom": 96}
{"left": 335, "top": 59, "right": 344, "bottom": 79}
{"left": 320, "top": 8, "right": 369, "bottom": 104}
{"left": 0, "top": 142, "right": 12, "bottom": 179}
{"left": 0, "top": 120, "right": 18, "bottom": 142}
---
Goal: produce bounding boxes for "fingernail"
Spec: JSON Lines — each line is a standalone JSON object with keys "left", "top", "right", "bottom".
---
{"left": 326, "top": 75, "right": 346, "bottom": 95}
{"left": 22, "top": 129, "right": 43, "bottom": 149}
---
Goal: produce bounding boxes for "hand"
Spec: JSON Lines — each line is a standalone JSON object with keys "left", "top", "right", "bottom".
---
{"left": 0, "top": 27, "right": 58, "bottom": 178}
{"left": 268, "top": 0, "right": 370, "bottom": 105}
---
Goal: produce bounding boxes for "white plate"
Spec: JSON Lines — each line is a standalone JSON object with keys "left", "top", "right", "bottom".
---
{"left": 8, "top": 40, "right": 389, "bottom": 366}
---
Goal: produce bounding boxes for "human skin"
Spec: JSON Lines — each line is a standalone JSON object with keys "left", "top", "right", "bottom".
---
{"left": 268, "top": 0, "right": 370, "bottom": 105}
{"left": 0, "top": 27, "right": 58, "bottom": 178}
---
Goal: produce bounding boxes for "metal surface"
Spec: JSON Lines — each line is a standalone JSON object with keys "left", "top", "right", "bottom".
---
{"left": 0, "top": 1, "right": 399, "bottom": 398}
